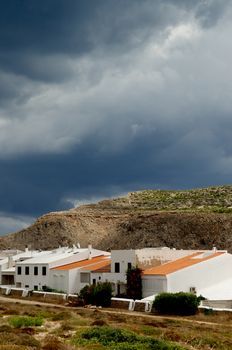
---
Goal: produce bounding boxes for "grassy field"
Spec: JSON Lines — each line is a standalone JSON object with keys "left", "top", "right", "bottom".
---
{"left": 0, "top": 302, "right": 231, "bottom": 349}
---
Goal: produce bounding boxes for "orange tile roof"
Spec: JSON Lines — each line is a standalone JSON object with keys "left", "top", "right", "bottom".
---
{"left": 94, "top": 264, "right": 111, "bottom": 273}
{"left": 52, "top": 255, "right": 110, "bottom": 271}
{"left": 143, "top": 251, "right": 225, "bottom": 276}
{"left": 81, "top": 261, "right": 111, "bottom": 272}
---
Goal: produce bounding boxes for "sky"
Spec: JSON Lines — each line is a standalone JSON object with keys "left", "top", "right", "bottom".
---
{"left": 0, "top": 0, "right": 232, "bottom": 234}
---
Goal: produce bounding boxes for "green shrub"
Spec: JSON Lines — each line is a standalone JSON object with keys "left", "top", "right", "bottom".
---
{"left": 79, "top": 282, "right": 112, "bottom": 307}
{"left": 81, "top": 326, "right": 137, "bottom": 345}
{"left": 153, "top": 292, "right": 200, "bottom": 316}
{"left": 41, "top": 286, "right": 64, "bottom": 293}
{"left": 72, "top": 326, "right": 186, "bottom": 349}
{"left": 94, "top": 282, "right": 112, "bottom": 307}
{"left": 8, "top": 316, "right": 43, "bottom": 328}
{"left": 79, "top": 284, "right": 95, "bottom": 305}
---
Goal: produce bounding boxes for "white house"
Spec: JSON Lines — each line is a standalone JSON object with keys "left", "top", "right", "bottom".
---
{"left": 142, "top": 250, "right": 231, "bottom": 298}
{"left": 15, "top": 246, "right": 109, "bottom": 291}
{"left": 0, "top": 248, "right": 50, "bottom": 286}
{"left": 50, "top": 255, "right": 111, "bottom": 294}
{"left": 105, "top": 248, "right": 199, "bottom": 295}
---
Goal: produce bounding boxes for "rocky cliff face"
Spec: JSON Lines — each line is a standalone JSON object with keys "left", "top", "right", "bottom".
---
{"left": 1, "top": 186, "right": 232, "bottom": 251}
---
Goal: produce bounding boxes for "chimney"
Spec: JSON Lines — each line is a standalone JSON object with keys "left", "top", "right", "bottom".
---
{"left": 25, "top": 245, "right": 29, "bottom": 253}
{"left": 8, "top": 256, "right": 14, "bottom": 268}
{"left": 88, "top": 244, "right": 92, "bottom": 260}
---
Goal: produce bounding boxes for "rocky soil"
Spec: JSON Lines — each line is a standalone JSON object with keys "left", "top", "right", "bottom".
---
{"left": 1, "top": 186, "right": 232, "bottom": 252}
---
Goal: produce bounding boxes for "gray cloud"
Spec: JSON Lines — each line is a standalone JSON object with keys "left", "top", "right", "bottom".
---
{"left": 0, "top": 0, "right": 232, "bottom": 234}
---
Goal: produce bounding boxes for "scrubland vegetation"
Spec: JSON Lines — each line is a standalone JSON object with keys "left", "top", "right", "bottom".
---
{"left": 127, "top": 186, "right": 232, "bottom": 213}
{"left": 0, "top": 301, "right": 231, "bottom": 349}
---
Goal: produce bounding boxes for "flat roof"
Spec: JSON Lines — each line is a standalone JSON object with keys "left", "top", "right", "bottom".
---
{"left": 52, "top": 255, "right": 110, "bottom": 271}
{"left": 143, "top": 251, "right": 225, "bottom": 276}
{"left": 18, "top": 249, "right": 87, "bottom": 264}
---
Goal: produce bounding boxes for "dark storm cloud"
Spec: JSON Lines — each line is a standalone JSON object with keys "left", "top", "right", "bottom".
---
{"left": 0, "top": 0, "right": 228, "bottom": 82}
{"left": 0, "top": 0, "right": 232, "bottom": 234}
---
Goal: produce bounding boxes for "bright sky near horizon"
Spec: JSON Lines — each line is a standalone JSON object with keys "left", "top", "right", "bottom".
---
{"left": 0, "top": 0, "right": 232, "bottom": 234}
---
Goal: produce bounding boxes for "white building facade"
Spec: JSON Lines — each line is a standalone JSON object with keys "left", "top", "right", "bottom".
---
{"left": 142, "top": 250, "right": 231, "bottom": 298}
{"left": 15, "top": 246, "right": 109, "bottom": 291}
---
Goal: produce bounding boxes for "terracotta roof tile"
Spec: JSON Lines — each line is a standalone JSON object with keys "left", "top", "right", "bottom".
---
{"left": 52, "top": 255, "right": 110, "bottom": 271}
{"left": 143, "top": 251, "right": 225, "bottom": 276}
{"left": 81, "top": 261, "right": 111, "bottom": 272}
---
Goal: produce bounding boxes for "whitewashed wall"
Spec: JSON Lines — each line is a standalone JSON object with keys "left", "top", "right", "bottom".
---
{"left": 15, "top": 263, "right": 49, "bottom": 290}
{"left": 110, "top": 250, "right": 136, "bottom": 279}
{"left": 167, "top": 253, "right": 232, "bottom": 294}
{"left": 142, "top": 275, "right": 167, "bottom": 298}
{"left": 136, "top": 248, "right": 196, "bottom": 269}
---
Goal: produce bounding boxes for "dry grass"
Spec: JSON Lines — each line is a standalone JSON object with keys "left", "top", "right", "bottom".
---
{"left": 0, "top": 301, "right": 231, "bottom": 349}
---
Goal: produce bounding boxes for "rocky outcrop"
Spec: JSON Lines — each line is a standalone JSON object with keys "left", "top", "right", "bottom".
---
{"left": 1, "top": 186, "right": 232, "bottom": 251}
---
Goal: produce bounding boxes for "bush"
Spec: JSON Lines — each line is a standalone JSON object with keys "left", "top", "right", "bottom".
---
{"left": 8, "top": 316, "right": 43, "bottom": 328}
{"left": 153, "top": 292, "right": 200, "bottom": 316}
{"left": 79, "top": 282, "right": 112, "bottom": 307}
{"left": 72, "top": 326, "right": 186, "bottom": 349}
{"left": 79, "top": 284, "right": 95, "bottom": 305}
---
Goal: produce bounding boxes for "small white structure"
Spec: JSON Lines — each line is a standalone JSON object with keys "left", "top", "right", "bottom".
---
{"left": 142, "top": 250, "right": 231, "bottom": 299}
{"left": 50, "top": 254, "right": 111, "bottom": 294}
{"left": 15, "top": 246, "right": 109, "bottom": 291}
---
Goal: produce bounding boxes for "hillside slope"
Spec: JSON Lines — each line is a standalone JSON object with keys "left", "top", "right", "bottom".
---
{"left": 1, "top": 186, "right": 232, "bottom": 251}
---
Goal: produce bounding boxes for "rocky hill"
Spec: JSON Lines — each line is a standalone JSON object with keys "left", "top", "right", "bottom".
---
{"left": 1, "top": 186, "right": 232, "bottom": 251}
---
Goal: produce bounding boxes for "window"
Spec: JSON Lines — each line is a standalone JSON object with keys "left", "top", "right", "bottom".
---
{"left": 115, "top": 262, "right": 120, "bottom": 273}
{"left": 93, "top": 278, "right": 96, "bottom": 285}
{"left": 25, "top": 285, "right": 29, "bottom": 288}
{"left": 128, "top": 262, "right": 132, "bottom": 270}
{"left": 34, "top": 266, "right": 38, "bottom": 275}
{"left": 25, "top": 266, "right": 29, "bottom": 275}
{"left": 34, "top": 285, "right": 38, "bottom": 291}
{"left": 42, "top": 266, "right": 47, "bottom": 276}
{"left": 80, "top": 273, "right": 90, "bottom": 283}
{"left": 17, "top": 266, "right": 21, "bottom": 275}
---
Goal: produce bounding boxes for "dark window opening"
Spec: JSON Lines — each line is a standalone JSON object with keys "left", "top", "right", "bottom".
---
{"left": 115, "top": 262, "right": 120, "bottom": 273}
{"left": 42, "top": 266, "right": 47, "bottom": 276}
{"left": 17, "top": 266, "right": 21, "bottom": 275}
{"left": 128, "top": 262, "right": 132, "bottom": 270}
{"left": 34, "top": 266, "right": 38, "bottom": 275}
{"left": 25, "top": 266, "right": 29, "bottom": 275}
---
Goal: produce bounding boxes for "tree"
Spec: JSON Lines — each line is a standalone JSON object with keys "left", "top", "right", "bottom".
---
{"left": 126, "top": 267, "right": 142, "bottom": 300}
